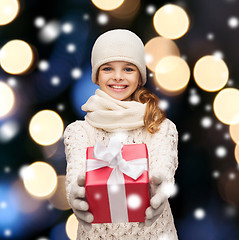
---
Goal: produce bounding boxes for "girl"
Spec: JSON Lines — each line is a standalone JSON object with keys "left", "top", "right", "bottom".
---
{"left": 64, "top": 29, "right": 178, "bottom": 240}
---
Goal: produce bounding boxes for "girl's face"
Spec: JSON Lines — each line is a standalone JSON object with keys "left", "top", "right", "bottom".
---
{"left": 97, "top": 61, "right": 141, "bottom": 101}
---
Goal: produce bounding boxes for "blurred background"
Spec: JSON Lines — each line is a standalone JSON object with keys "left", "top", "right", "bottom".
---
{"left": 0, "top": 0, "right": 239, "bottom": 239}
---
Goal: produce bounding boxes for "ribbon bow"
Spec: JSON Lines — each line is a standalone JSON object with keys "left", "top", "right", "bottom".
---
{"left": 87, "top": 136, "right": 147, "bottom": 180}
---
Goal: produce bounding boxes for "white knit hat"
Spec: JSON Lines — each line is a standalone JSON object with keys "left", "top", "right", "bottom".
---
{"left": 91, "top": 29, "right": 147, "bottom": 86}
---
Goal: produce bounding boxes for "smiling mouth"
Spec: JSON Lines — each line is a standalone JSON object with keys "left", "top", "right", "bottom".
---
{"left": 108, "top": 85, "right": 128, "bottom": 89}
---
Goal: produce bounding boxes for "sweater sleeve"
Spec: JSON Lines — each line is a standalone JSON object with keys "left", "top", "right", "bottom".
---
{"left": 63, "top": 121, "right": 90, "bottom": 204}
{"left": 148, "top": 119, "right": 178, "bottom": 184}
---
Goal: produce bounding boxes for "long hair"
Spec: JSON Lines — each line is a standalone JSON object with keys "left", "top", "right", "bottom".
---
{"left": 132, "top": 87, "right": 166, "bottom": 134}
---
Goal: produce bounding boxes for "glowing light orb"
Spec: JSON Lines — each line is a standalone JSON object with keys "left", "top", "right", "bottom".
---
{"left": 0, "top": 120, "right": 19, "bottom": 142}
{"left": 228, "top": 16, "right": 239, "bottom": 28}
{"left": 97, "top": 13, "right": 109, "bottom": 25}
{"left": 189, "top": 93, "right": 201, "bottom": 106}
{"left": 91, "top": 0, "right": 125, "bottom": 11}
{"left": 38, "top": 20, "right": 60, "bottom": 43}
{"left": 145, "top": 36, "right": 180, "bottom": 72}
{"left": 213, "top": 50, "right": 224, "bottom": 59}
{"left": 235, "top": 144, "right": 239, "bottom": 164}
{"left": 158, "top": 99, "right": 169, "bottom": 111}
{"left": 181, "top": 133, "right": 191, "bottom": 142}
{"left": 207, "top": 33, "right": 215, "bottom": 41}
{"left": 212, "top": 171, "right": 220, "bottom": 178}
{"left": 127, "top": 194, "right": 142, "bottom": 210}
{"left": 215, "top": 146, "right": 227, "bottom": 158}
{"left": 0, "top": 40, "right": 33, "bottom": 75}
{"left": 66, "top": 214, "right": 78, "bottom": 240}
{"left": 213, "top": 88, "right": 239, "bottom": 125}
{"left": 48, "top": 175, "right": 70, "bottom": 210}
{"left": 94, "top": 193, "right": 101, "bottom": 200}
{"left": 71, "top": 68, "right": 82, "bottom": 79}
{"left": 22, "top": 161, "right": 57, "bottom": 198}
{"left": 67, "top": 43, "right": 76, "bottom": 53}
{"left": 51, "top": 76, "right": 60, "bottom": 86}
{"left": 153, "top": 4, "right": 189, "bottom": 39}
{"left": 4, "top": 229, "right": 12, "bottom": 237}
{"left": 201, "top": 117, "right": 212, "bottom": 128}
{"left": 0, "top": 0, "right": 19, "bottom": 26}
{"left": 194, "top": 208, "right": 206, "bottom": 220}
{"left": 193, "top": 56, "right": 229, "bottom": 92}
{"left": 38, "top": 60, "right": 49, "bottom": 71}
{"left": 34, "top": 16, "right": 46, "bottom": 28}
{"left": 109, "top": 184, "right": 120, "bottom": 194}
{"left": 146, "top": 5, "right": 156, "bottom": 15}
{"left": 161, "top": 182, "right": 178, "bottom": 198}
{"left": 0, "top": 82, "right": 15, "bottom": 118}
{"left": 155, "top": 56, "right": 190, "bottom": 95}
{"left": 230, "top": 122, "right": 239, "bottom": 144}
{"left": 62, "top": 22, "right": 74, "bottom": 34}
{"left": 29, "top": 110, "right": 64, "bottom": 146}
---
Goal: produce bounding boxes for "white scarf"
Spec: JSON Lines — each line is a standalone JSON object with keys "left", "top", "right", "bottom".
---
{"left": 81, "top": 89, "right": 146, "bottom": 132}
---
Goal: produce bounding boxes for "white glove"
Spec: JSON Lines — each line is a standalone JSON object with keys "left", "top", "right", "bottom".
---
{"left": 139, "top": 174, "right": 167, "bottom": 228}
{"left": 69, "top": 174, "right": 94, "bottom": 231}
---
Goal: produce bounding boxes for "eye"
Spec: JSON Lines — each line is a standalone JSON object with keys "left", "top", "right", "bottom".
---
{"left": 124, "top": 67, "right": 134, "bottom": 72}
{"left": 102, "top": 67, "right": 112, "bottom": 71}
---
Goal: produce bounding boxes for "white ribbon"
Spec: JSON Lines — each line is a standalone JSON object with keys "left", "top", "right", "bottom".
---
{"left": 86, "top": 136, "right": 148, "bottom": 223}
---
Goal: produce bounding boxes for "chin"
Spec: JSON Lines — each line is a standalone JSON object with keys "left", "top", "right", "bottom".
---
{"left": 109, "top": 92, "right": 129, "bottom": 101}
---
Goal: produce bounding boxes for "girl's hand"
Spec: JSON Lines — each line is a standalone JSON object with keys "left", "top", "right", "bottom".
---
{"left": 139, "top": 174, "right": 167, "bottom": 228}
{"left": 69, "top": 174, "right": 94, "bottom": 231}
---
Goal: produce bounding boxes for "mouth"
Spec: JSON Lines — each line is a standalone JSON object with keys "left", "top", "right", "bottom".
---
{"left": 108, "top": 84, "right": 128, "bottom": 92}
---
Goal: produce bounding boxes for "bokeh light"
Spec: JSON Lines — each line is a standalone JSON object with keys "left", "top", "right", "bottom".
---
{"left": 91, "top": 0, "right": 125, "bottom": 11}
{"left": 145, "top": 36, "right": 180, "bottom": 72}
{"left": 97, "top": 13, "right": 109, "bottom": 25}
{"left": 161, "top": 182, "right": 178, "bottom": 198}
{"left": 0, "top": 40, "right": 34, "bottom": 75}
{"left": 153, "top": 4, "right": 190, "bottom": 39}
{"left": 215, "top": 146, "right": 227, "bottom": 158}
{"left": 235, "top": 144, "right": 239, "bottom": 164}
{"left": 109, "top": 0, "right": 140, "bottom": 20}
{"left": 38, "top": 20, "right": 60, "bottom": 43}
{"left": 65, "top": 214, "right": 78, "bottom": 240}
{"left": 228, "top": 16, "right": 239, "bottom": 28}
{"left": 146, "top": 4, "right": 156, "bottom": 15}
{"left": 22, "top": 161, "right": 57, "bottom": 198}
{"left": 181, "top": 132, "right": 191, "bottom": 142}
{"left": 0, "top": 120, "right": 19, "bottom": 143}
{"left": 213, "top": 88, "right": 239, "bottom": 125}
{"left": 194, "top": 208, "right": 206, "bottom": 220}
{"left": 0, "top": 82, "right": 15, "bottom": 118}
{"left": 38, "top": 60, "right": 49, "bottom": 71}
{"left": 230, "top": 122, "right": 239, "bottom": 144}
{"left": 201, "top": 117, "right": 213, "bottom": 128}
{"left": 34, "top": 16, "right": 46, "bottom": 28}
{"left": 29, "top": 110, "right": 64, "bottom": 146}
{"left": 48, "top": 175, "right": 70, "bottom": 210}
{"left": 0, "top": 0, "right": 19, "bottom": 26}
{"left": 127, "top": 194, "right": 142, "bottom": 210}
{"left": 155, "top": 56, "right": 190, "bottom": 95}
{"left": 193, "top": 55, "right": 229, "bottom": 92}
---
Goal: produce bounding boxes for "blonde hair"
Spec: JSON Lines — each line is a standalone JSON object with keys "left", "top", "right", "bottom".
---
{"left": 132, "top": 87, "right": 166, "bottom": 134}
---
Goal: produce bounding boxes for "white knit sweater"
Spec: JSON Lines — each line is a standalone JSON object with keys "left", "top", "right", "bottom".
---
{"left": 64, "top": 118, "right": 178, "bottom": 240}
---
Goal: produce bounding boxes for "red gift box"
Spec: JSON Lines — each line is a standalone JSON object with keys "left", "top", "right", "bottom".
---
{"left": 85, "top": 138, "right": 150, "bottom": 224}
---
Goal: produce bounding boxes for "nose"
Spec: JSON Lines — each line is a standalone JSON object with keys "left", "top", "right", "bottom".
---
{"left": 113, "top": 69, "right": 123, "bottom": 81}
